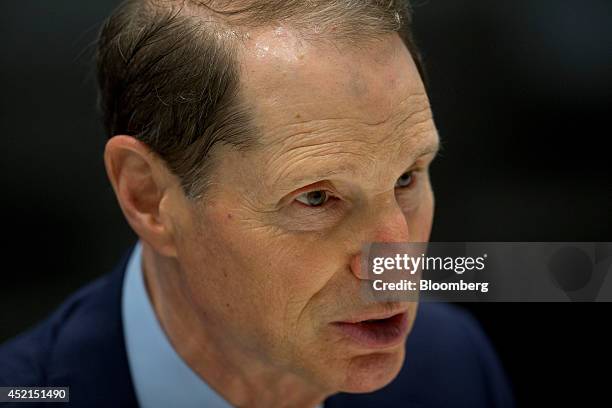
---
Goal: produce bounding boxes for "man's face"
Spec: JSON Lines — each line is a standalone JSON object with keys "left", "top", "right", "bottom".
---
{"left": 170, "top": 30, "right": 439, "bottom": 393}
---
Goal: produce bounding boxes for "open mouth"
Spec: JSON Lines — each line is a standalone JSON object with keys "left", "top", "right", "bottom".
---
{"left": 333, "top": 312, "right": 409, "bottom": 349}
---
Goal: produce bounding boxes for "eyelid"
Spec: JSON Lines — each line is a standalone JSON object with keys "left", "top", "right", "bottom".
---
{"left": 280, "top": 181, "right": 336, "bottom": 208}
{"left": 294, "top": 196, "right": 339, "bottom": 212}
{"left": 294, "top": 190, "right": 331, "bottom": 207}
{"left": 395, "top": 168, "right": 424, "bottom": 189}
{"left": 291, "top": 181, "right": 335, "bottom": 199}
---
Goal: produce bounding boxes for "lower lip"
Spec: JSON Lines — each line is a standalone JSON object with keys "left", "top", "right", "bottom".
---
{"left": 332, "top": 312, "right": 410, "bottom": 349}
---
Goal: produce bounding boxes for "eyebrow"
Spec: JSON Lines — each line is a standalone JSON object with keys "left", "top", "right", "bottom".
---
{"left": 278, "top": 138, "right": 440, "bottom": 191}
{"left": 407, "top": 140, "right": 440, "bottom": 162}
{"left": 278, "top": 165, "right": 360, "bottom": 191}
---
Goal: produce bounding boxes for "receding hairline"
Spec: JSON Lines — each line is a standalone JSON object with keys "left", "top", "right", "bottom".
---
{"left": 97, "top": 0, "right": 424, "bottom": 199}
{"left": 140, "top": 0, "right": 413, "bottom": 44}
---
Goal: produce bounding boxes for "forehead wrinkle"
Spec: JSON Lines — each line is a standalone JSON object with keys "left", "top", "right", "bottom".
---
{"left": 255, "top": 90, "right": 430, "bottom": 141}
{"left": 266, "top": 132, "right": 435, "bottom": 193}
{"left": 393, "top": 122, "right": 440, "bottom": 171}
{"left": 263, "top": 107, "right": 438, "bottom": 192}
{"left": 272, "top": 90, "right": 431, "bottom": 151}
{"left": 263, "top": 93, "right": 433, "bottom": 165}
{"left": 264, "top": 118, "right": 367, "bottom": 151}
{"left": 381, "top": 91, "right": 438, "bottom": 160}
{"left": 267, "top": 139, "right": 378, "bottom": 191}
{"left": 261, "top": 118, "right": 380, "bottom": 178}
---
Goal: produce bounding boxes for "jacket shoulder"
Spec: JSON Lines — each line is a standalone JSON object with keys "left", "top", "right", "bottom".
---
{"left": 0, "top": 248, "right": 137, "bottom": 406}
{"left": 0, "top": 273, "right": 114, "bottom": 384}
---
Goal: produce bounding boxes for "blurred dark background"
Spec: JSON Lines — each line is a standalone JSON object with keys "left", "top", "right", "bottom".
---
{"left": 1, "top": 0, "right": 611, "bottom": 405}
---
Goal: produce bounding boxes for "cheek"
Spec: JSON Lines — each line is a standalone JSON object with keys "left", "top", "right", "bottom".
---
{"left": 247, "top": 231, "right": 346, "bottom": 314}
{"left": 180, "top": 204, "right": 345, "bottom": 331}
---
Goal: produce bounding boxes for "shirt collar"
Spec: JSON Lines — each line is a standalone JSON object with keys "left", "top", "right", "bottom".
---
{"left": 121, "top": 241, "right": 233, "bottom": 408}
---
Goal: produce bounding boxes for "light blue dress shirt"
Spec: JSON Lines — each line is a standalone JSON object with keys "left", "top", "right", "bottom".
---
{"left": 122, "top": 242, "right": 233, "bottom": 408}
{"left": 122, "top": 241, "right": 324, "bottom": 408}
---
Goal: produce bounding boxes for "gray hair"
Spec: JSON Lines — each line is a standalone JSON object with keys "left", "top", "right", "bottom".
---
{"left": 96, "top": 0, "right": 426, "bottom": 199}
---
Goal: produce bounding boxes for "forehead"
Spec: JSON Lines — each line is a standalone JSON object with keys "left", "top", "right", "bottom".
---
{"left": 237, "top": 28, "right": 437, "bottom": 190}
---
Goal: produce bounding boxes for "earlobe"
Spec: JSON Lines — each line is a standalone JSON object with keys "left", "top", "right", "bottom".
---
{"left": 104, "top": 135, "right": 178, "bottom": 258}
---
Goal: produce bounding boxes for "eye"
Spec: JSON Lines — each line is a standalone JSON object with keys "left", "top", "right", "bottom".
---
{"left": 295, "top": 190, "right": 330, "bottom": 207}
{"left": 395, "top": 171, "right": 415, "bottom": 188}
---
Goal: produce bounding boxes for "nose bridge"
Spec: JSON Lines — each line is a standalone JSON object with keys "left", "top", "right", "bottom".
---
{"left": 349, "top": 192, "right": 410, "bottom": 280}
{"left": 369, "top": 191, "right": 410, "bottom": 244}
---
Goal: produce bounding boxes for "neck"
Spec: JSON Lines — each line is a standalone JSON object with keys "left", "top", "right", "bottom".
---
{"left": 141, "top": 242, "right": 330, "bottom": 408}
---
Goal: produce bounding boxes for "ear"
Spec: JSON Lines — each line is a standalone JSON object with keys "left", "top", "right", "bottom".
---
{"left": 104, "top": 135, "right": 178, "bottom": 257}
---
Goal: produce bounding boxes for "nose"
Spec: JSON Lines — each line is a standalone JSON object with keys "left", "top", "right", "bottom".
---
{"left": 349, "top": 201, "right": 411, "bottom": 280}
{"left": 371, "top": 205, "right": 411, "bottom": 244}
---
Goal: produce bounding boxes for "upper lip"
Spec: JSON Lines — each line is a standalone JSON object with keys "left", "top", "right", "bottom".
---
{"left": 334, "top": 306, "right": 409, "bottom": 324}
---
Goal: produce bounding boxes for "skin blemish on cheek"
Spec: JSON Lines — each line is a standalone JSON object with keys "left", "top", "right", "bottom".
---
{"left": 295, "top": 113, "right": 302, "bottom": 119}
{"left": 227, "top": 213, "right": 233, "bottom": 219}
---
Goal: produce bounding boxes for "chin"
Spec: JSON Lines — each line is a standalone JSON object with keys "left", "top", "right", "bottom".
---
{"left": 338, "top": 346, "right": 406, "bottom": 393}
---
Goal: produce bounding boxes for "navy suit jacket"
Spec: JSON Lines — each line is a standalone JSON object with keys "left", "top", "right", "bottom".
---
{"left": 0, "top": 248, "right": 514, "bottom": 407}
